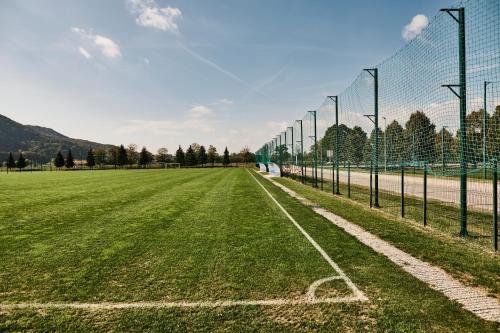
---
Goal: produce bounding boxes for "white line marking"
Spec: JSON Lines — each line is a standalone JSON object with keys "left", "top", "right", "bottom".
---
{"left": 247, "top": 169, "right": 367, "bottom": 302}
{"left": 0, "top": 171, "right": 367, "bottom": 311}
{"left": 265, "top": 173, "right": 500, "bottom": 323}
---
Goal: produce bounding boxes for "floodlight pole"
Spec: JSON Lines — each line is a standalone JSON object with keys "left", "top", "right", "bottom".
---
{"left": 484, "top": 81, "right": 491, "bottom": 179}
{"left": 296, "top": 120, "right": 305, "bottom": 184}
{"left": 364, "top": 68, "right": 379, "bottom": 208}
{"left": 328, "top": 96, "right": 340, "bottom": 195}
{"left": 441, "top": 7, "right": 467, "bottom": 237}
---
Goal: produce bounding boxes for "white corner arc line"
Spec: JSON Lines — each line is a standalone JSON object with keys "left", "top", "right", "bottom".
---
{"left": 0, "top": 171, "right": 366, "bottom": 311}
{"left": 263, "top": 172, "right": 500, "bottom": 323}
{"left": 247, "top": 170, "right": 367, "bottom": 301}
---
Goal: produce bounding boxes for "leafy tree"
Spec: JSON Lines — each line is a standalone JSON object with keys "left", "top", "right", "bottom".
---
{"left": 118, "top": 145, "right": 128, "bottom": 167}
{"left": 7, "top": 152, "right": 15, "bottom": 170}
{"left": 86, "top": 148, "right": 96, "bottom": 169}
{"left": 198, "top": 145, "right": 207, "bottom": 166}
{"left": 345, "top": 126, "right": 367, "bottom": 166}
{"left": 436, "top": 127, "right": 456, "bottom": 166}
{"left": 54, "top": 151, "right": 65, "bottom": 169}
{"left": 190, "top": 143, "right": 201, "bottom": 157}
{"left": 139, "top": 147, "right": 153, "bottom": 167}
{"left": 107, "top": 147, "right": 119, "bottom": 168}
{"left": 385, "top": 120, "right": 405, "bottom": 165}
{"left": 223, "top": 147, "right": 230, "bottom": 167}
{"left": 127, "top": 144, "right": 138, "bottom": 167}
{"left": 321, "top": 124, "right": 351, "bottom": 163}
{"left": 156, "top": 148, "right": 169, "bottom": 163}
{"left": 17, "top": 152, "right": 27, "bottom": 171}
{"left": 94, "top": 148, "right": 107, "bottom": 167}
{"left": 175, "top": 146, "right": 185, "bottom": 166}
{"left": 362, "top": 128, "right": 384, "bottom": 165}
{"left": 404, "top": 111, "right": 436, "bottom": 163}
{"left": 65, "top": 149, "right": 75, "bottom": 169}
{"left": 207, "top": 145, "right": 217, "bottom": 166}
{"left": 185, "top": 145, "right": 197, "bottom": 166}
{"left": 239, "top": 146, "right": 254, "bottom": 163}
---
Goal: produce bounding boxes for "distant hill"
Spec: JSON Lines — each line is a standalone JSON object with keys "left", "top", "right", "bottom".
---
{"left": 0, "top": 114, "right": 114, "bottom": 162}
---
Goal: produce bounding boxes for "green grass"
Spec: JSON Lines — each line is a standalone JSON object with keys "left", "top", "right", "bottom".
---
{"left": 275, "top": 176, "right": 500, "bottom": 298}
{"left": 0, "top": 168, "right": 498, "bottom": 332}
{"left": 294, "top": 171, "right": 496, "bottom": 248}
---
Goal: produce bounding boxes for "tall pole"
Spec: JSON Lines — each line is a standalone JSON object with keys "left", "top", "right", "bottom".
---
{"left": 441, "top": 7, "right": 467, "bottom": 237}
{"left": 364, "top": 68, "right": 379, "bottom": 207}
{"left": 328, "top": 96, "right": 341, "bottom": 195}
{"left": 312, "top": 111, "right": 318, "bottom": 188}
{"left": 483, "top": 81, "right": 491, "bottom": 179}
{"left": 297, "top": 120, "right": 304, "bottom": 184}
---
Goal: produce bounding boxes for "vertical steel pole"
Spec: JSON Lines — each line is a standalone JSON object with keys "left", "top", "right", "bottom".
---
{"left": 374, "top": 69, "right": 379, "bottom": 207}
{"left": 401, "top": 164, "right": 405, "bottom": 218}
{"left": 424, "top": 164, "right": 428, "bottom": 226}
{"left": 335, "top": 96, "right": 340, "bottom": 194}
{"left": 300, "top": 120, "right": 304, "bottom": 184}
{"left": 441, "top": 7, "right": 467, "bottom": 237}
{"left": 483, "top": 81, "right": 490, "bottom": 179}
{"left": 493, "top": 159, "right": 497, "bottom": 252}
{"left": 290, "top": 127, "right": 294, "bottom": 175}
{"left": 458, "top": 7, "right": 467, "bottom": 237}
{"left": 364, "top": 69, "right": 380, "bottom": 207}
{"left": 320, "top": 146, "right": 324, "bottom": 191}
{"left": 348, "top": 161, "right": 351, "bottom": 198}
{"left": 370, "top": 161, "right": 373, "bottom": 208}
{"left": 284, "top": 131, "right": 287, "bottom": 169}
{"left": 313, "top": 111, "right": 318, "bottom": 188}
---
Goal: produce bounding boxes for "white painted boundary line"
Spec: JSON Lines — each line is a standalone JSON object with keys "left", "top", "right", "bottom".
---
{"left": 247, "top": 170, "right": 367, "bottom": 302}
{"left": 0, "top": 170, "right": 367, "bottom": 311}
{"left": 264, "top": 173, "right": 500, "bottom": 323}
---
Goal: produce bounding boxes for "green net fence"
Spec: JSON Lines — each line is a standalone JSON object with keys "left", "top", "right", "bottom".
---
{"left": 255, "top": 0, "right": 500, "bottom": 250}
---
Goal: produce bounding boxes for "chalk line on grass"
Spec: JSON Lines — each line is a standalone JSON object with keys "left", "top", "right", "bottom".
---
{"left": 247, "top": 169, "right": 368, "bottom": 303}
{"left": 263, "top": 172, "right": 500, "bottom": 323}
{"left": 0, "top": 171, "right": 367, "bottom": 312}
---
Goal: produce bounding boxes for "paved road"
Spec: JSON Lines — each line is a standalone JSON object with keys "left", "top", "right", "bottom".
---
{"left": 297, "top": 167, "right": 498, "bottom": 211}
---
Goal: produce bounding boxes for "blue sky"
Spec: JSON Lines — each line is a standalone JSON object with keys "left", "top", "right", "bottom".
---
{"left": 0, "top": 0, "right": 458, "bottom": 153}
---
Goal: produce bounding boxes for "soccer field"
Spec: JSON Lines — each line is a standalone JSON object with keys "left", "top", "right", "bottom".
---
{"left": 0, "top": 168, "right": 497, "bottom": 331}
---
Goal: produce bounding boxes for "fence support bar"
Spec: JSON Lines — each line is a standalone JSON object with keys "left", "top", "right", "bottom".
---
{"left": 493, "top": 159, "right": 498, "bottom": 252}
{"left": 423, "top": 164, "right": 428, "bottom": 226}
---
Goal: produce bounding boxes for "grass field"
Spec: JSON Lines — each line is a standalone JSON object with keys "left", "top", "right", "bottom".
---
{"left": 0, "top": 168, "right": 498, "bottom": 331}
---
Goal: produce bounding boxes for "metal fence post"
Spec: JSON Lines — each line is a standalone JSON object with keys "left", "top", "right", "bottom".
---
{"left": 348, "top": 161, "right": 351, "bottom": 198}
{"left": 493, "top": 159, "right": 498, "bottom": 252}
{"left": 370, "top": 161, "right": 373, "bottom": 208}
{"left": 423, "top": 164, "right": 428, "bottom": 226}
{"left": 401, "top": 164, "right": 405, "bottom": 218}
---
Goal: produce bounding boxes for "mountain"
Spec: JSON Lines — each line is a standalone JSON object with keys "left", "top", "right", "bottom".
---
{"left": 0, "top": 114, "right": 114, "bottom": 162}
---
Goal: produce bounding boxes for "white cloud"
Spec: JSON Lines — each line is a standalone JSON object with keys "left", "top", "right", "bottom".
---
{"left": 188, "top": 105, "right": 213, "bottom": 118}
{"left": 402, "top": 14, "right": 429, "bottom": 41}
{"left": 94, "top": 35, "right": 121, "bottom": 58}
{"left": 217, "top": 98, "right": 233, "bottom": 105}
{"left": 115, "top": 105, "right": 215, "bottom": 136}
{"left": 128, "top": 0, "right": 182, "bottom": 33}
{"left": 78, "top": 47, "right": 92, "bottom": 59}
{"left": 72, "top": 27, "right": 121, "bottom": 59}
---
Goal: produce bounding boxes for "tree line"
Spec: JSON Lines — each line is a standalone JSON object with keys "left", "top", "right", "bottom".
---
{"left": 275, "top": 106, "right": 500, "bottom": 168}
{"left": 3, "top": 143, "right": 256, "bottom": 171}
